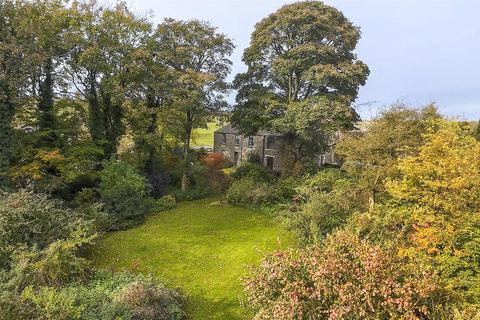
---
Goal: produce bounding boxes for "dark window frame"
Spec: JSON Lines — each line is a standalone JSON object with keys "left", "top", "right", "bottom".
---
{"left": 234, "top": 135, "right": 241, "bottom": 145}
{"left": 266, "top": 136, "right": 275, "bottom": 150}
{"left": 248, "top": 136, "right": 254, "bottom": 147}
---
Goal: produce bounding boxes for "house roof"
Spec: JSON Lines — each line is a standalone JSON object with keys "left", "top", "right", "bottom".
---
{"left": 214, "top": 124, "right": 282, "bottom": 136}
{"left": 214, "top": 124, "right": 239, "bottom": 134}
{"left": 215, "top": 121, "right": 371, "bottom": 138}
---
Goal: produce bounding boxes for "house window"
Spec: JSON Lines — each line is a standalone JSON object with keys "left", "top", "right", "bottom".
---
{"left": 266, "top": 136, "right": 275, "bottom": 150}
{"left": 319, "top": 155, "right": 326, "bottom": 166}
{"left": 234, "top": 151, "right": 240, "bottom": 166}
{"left": 248, "top": 136, "right": 254, "bottom": 147}
{"left": 234, "top": 135, "right": 241, "bottom": 145}
{"left": 266, "top": 156, "right": 274, "bottom": 170}
{"left": 221, "top": 133, "right": 226, "bottom": 145}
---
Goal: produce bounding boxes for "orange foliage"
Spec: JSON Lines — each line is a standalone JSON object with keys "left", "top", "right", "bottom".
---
{"left": 200, "top": 152, "right": 225, "bottom": 170}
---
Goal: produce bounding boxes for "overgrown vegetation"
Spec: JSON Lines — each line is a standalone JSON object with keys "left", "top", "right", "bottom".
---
{"left": 1, "top": 271, "right": 184, "bottom": 320}
{"left": 242, "top": 106, "right": 480, "bottom": 318}
{"left": 2, "top": 0, "right": 479, "bottom": 318}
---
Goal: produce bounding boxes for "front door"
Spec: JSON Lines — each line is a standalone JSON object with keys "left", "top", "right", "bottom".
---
{"left": 266, "top": 156, "right": 274, "bottom": 170}
{"left": 234, "top": 152, "right": 239, "bottom": 166}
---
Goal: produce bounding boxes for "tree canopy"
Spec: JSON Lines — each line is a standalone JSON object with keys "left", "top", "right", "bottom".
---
{"left": 232, "top": 1, "right": 369, "bottom": 157}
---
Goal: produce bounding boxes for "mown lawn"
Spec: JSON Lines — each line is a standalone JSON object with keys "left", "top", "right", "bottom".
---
{"left": 191, "top": 121, "right": 221, "bottom": 147}
{"left": 90, "top": 198, "right": 294, "bottom": 319}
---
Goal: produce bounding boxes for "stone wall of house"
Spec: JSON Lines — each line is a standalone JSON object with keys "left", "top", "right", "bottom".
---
{"left": 214, "top": 133, "right": 285, "bottom": 171}
{"left": 214, "top": 131, "right": 341, "bottom": 172}
{"left": 263, "top": 137, "right": 284, "bottom": 171}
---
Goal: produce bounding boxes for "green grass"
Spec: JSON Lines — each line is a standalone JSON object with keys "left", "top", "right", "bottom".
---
{"left": 90, "top": 198, "right": 294, "bottom": 319}
{"left": 191, "top": 121, "right": 221, "bottom": 147}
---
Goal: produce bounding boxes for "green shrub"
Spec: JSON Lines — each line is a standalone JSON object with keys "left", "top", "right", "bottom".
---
{"left": 8, "top": 228, "right": 96, "bottom": 289}
{"left": 226, "top": 177, "right": 280, "bottom": 205}
{"left": 2, "top": 271, "right": 185, "bottom": 320}
{"left": 276, "top": 176, "right": 300, "bottom": 200}
{"left": 72, "top": 188, "right": 98, "bottom": 207}
{"left": 246, "top": 152, "right": 262, "bottom": 165}
{"left": 98, "top": 159, "right": 149, "bottom": 230}
{"left": 149, "top": 195, "right": 177, "bottom": 213}
{"left": 230, "top": 163, "right": 275, "bottom": 183}
{"left": 0, "top": 190, "right": 93, "bottom": 267}
{"left": 173, "top": 186, "right": 213, "bottom": 201}
{"left": 281, "top": 171, "right": 368, "bottom": 245}
{"left": 296, "top": 168, "right": 348, "bottom": 195}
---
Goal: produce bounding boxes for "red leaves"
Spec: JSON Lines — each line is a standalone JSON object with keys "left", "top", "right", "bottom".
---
{"left": 200, "top": 152, "right": 225, "bottom": 170}
{"left": 244, "top": 231, "right": 441, "bottom": 320}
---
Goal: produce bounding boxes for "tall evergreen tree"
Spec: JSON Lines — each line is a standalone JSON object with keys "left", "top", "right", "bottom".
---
{"left": 0, "top": 0, "right": 29, "bottom": 186}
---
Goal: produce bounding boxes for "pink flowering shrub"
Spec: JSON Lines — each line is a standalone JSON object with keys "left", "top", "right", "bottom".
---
{"left": 244, "top": 231, "right": 446, "bottom": 319}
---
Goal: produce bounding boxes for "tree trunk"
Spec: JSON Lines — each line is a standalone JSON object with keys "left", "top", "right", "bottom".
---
{"left": 181, "top": 123, "right": 192, "bottom": 192}
{"left": 38, "top": 57, "right": 57, "bottom": 146}
{"left": 0, "top": 79, "right": 15, "bottom": 187}
{"left": 102, "top": 92, "right": 123, "bottom": 158}
{"left": 144, "top": 97, "right": 166, "bottom": 197}
{"left": 87, "top": 71, "right": 104, "bottom": 145}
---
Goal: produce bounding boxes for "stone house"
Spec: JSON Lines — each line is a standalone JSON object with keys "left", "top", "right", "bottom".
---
{"left": 213, "top": 124, "right": 338, "bottom": 172}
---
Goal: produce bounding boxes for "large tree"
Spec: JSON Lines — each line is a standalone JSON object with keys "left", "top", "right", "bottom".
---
{"left": 120, "top": 31, "right": 174, "bottom": 197}
{"left": 0, "top": 0, "right": 71, "bottom": 185}
{"left": 233, "top": 1, "right": 369, "bottom": 157}
{"left": 0, "top": 0, "right": 24, "bottom": 186}
{"left": 152, "top": 19, "right": 233, "bottom": 191}
{"left": 67, "top": 1, "right": 151, "bottom": 157}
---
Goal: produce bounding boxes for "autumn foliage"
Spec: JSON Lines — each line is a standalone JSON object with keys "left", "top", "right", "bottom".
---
{"left": 200, "top": 152, "right": 226, "bottom": 170}
{"left": 244, "top": 231, "right": 443, "bottom": 320}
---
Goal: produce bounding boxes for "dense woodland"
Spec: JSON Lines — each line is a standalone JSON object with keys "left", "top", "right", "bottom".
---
{"left": 1, "top": 0, "right": 480, "bottom": 319}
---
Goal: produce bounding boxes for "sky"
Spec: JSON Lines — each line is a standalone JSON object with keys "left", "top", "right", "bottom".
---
{"left": 126, "top": 0, "right": 480, "bottom": 120}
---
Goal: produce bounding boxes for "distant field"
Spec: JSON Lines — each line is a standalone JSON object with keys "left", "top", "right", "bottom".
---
{"left": 191, "top": 121, "right": 221, "bottom": 147}
{"left": 90, "top": 197, "right": 294, "bottom": 319}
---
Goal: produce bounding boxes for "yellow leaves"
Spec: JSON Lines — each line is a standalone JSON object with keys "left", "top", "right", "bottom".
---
{"left": 11, "top": 162, "right": 43, "bottom": 181}
{"left": 10, "top": 149, "right": 65, "bottom": 183}
{"left": 386, "top": 120, "right": 480, "bottom": 268}
{"left": 38, "top": 149, "right": 65, "bottom": 163}
{"left": 411, "top": 224, "right": 443, "bottom": 255}
{"left": 387, "top": 120, "right": 480, "bottom": 215}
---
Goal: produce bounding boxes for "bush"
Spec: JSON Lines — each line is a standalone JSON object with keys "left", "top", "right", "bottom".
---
{"left": 2, "top": 272, "right": 185, "bottom": 320}
{"left": 200, "top": 152, "right": 225, "bottom": 170}
{"left": 0, "top": 190, "right": 92, "bottom": 267}
{"left": 172, "top": 186, "right": 212, "bottom": 201}
{"left": 191, "top": 161, "right": 230, "bottom": 194}
{"left": 246, "top": 152, "right": 262, "bottom": 165}
{"left": 205, "top": 169, "right": 231, "bottom": 193}
{"left": 275, "top": 176, "right": 300, "bottom": 200}
{"left": 245, "top": 230, "right": 449, "bottom": 320}
{"left": 282, "top": 174, "right": 368, "bottom": 245}
{"left": 297, "top": 168, "right": 348, "bottom": 195}
{"left": 98, "top": 159, "right": 149, "bottom": 230}
{"left": 7, "top": 228, "right": 96, "bottom": 289}
{"left": 149, "top": 195, "right": 177, "bottom": 213}
{"left": 226, "top": 177, "right": 280, "bottom": 205}
{"left": 117, "top": 277, "right": 185, "bottom": 320}
{"left": 72, "top": 188, "right": 98, "bottom": 207}
{"left": 230, "top": 163, "right": 275, "bottom": 183}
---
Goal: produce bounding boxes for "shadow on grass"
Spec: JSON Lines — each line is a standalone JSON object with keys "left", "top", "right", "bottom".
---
{"left": 185, "top": 293, "right": 250, "bottom": 320}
